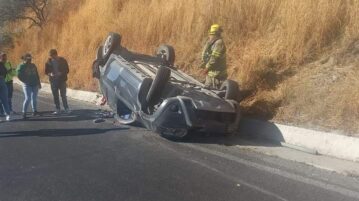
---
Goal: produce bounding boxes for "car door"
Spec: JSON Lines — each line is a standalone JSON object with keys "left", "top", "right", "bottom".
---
{"left": 102, "top": 56, "right": 142, "bottom": 112}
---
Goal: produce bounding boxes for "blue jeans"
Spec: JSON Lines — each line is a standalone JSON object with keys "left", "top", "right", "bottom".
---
{"left": 6, "top": 81, "right": 13, "bottom": 111}
{"left": 0, "top": 78, "right": 10, "bottom": 115}
{"left": 22, "top": 85, "right": 39, "bottom": 113}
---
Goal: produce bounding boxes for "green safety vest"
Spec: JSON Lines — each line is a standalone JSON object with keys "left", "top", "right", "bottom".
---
{"left": 4, "top": 61, "right": 16, "bottom": 82}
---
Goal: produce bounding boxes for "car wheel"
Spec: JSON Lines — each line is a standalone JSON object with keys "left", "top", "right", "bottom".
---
{"left": 102, "top": 32, "right": 121, "bottom": 63}
{"left": 158, "top": 128, "right": 189, "bottom": 141}
{"left": 146, "top": 66, "right": 171, "bottom": 107}
{"left": 115, "top": 100, "right": 137, "bottom": 125}
{"left": 156, "top": 44, "right": 175, "bottom": 66}
{"left": 115, "top": 112, "right": 137, "bottom": 125}
{"left": 96, "top": 45, "right": 103, "bottom": 60}
{"left": 226, "top": 100, "right": 242, "bottom": 135}
{"left": 96, "top": 45, "right": 106, "bottom": 65}
{"left": 92, "top": 60, "right": 101, "bottom": 79}
{"left": 220, "top": 80, "right": 239, "bottom": 101}
{"left": 92, "top": 46, "right": 104, "bottom": 79}
{"left": 138, "top": 78, "right": 153, "bottom": 111}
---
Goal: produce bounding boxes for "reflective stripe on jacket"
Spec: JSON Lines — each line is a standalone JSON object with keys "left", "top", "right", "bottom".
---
{"left": 201, "top": 37, "right": 227, "bottom": 79}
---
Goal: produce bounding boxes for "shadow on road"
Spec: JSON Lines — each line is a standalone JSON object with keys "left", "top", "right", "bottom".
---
{"left": 20, "top": 109, "right": 107, "bottom": 122}
{"left": 177, "top": 119, "right": 285, "bottom": 148}
{"left": 180, "top": 131, "right": 280, "bottom": 148}
{"left": 0, "top": 109, "right": 112, "bottom": 123}
{"left": 0, "top": 127, "right": 129, "bottom": 138}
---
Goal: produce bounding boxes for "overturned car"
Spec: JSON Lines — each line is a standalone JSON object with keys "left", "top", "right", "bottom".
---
{"left": 93, "top": 33, "right": 241, "bottom": 139}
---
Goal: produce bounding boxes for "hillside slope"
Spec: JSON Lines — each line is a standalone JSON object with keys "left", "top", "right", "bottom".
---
{"left": 6, "top": 0, "right": 359, "bottom": 134}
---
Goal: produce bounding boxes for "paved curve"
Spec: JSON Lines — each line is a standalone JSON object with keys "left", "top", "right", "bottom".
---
{"left": 0, "top": 88, "right": 359, "bottom": 201}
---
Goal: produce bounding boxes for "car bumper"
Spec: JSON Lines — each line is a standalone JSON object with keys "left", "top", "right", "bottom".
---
{"left": 141, "top": 97, "right": 240, "bottom": 138}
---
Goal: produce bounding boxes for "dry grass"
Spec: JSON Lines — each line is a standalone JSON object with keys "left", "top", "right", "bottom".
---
{"left": 277, "top": 41, "right": 359, "bottom": 135}
{"left": 6, "top": 0, "right": 359, "bottom": 134}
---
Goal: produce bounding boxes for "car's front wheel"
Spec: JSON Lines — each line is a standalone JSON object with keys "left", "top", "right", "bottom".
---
{"left": 115, "top": 100, "right": 137, "bottom": 125}
{"left": 158, "top": 128, "right": 189, "bottom": 141}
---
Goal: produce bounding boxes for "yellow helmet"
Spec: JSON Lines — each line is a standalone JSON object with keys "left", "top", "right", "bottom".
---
{"left": 209, "top": 24, "right": 223, "bottom": 35}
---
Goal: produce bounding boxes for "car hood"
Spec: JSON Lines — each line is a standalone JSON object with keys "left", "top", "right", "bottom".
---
{"left": 179, "top": 89, "right": 235, "bottom": 113}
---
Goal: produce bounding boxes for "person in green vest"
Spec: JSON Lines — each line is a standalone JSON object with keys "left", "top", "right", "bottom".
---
{"left": 0, "top": 53, "right": 16, "bottom": 114}
{"left": 201, "top": 24, "right": 228, "bottom": 89}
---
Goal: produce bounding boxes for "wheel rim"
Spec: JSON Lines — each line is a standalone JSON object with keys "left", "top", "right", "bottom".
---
{"left": 103, "top": 36, "right": 113, "bottom": 56}
{"left": 116, "top": 112, "right": 136, "bottom": 124}
{"left": 159, "top": 50, "right": 167, "bottom": 59}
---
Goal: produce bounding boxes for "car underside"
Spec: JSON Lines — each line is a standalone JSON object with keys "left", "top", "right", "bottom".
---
{"left": 93, "top": 32, "right": 241, "bottom": 139}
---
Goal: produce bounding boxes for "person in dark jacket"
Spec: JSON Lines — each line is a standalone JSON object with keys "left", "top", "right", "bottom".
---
{"left": 17, "top": 53, "right": 41, "bottom": 119}
{"left": 0, "top": 60, "right": 11, "bottom": 121}
{"left": 45, "top": 49, "right": 70, "bottom": 114}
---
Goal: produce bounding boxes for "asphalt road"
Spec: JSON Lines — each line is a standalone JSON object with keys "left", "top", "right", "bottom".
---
{"left": 1, "top": 88, "right": 359, "bottom": 201}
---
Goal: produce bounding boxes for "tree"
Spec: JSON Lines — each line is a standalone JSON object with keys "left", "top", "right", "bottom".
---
{"left": 0, "top": 0, "right": 50, "bottom": 29}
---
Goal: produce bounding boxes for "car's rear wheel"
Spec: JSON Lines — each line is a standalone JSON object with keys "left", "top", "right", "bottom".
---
{"left": 146, "top": 66, "right": 171, "bottom": 107}
{"left": 155, "top": 44, "right": 175, "bottom": 66}
{"left": 158, "top": 128, "right": 189, "bottom": 141}
{"left": 220, "top": 80, "right": 239, "bottom": 101}
{"left": 102, "top": 32, "right": 121, "bottom": 64}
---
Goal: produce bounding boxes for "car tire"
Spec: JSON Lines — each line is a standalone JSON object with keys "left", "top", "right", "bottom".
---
{"left": 138, "top": 78, "right": 153, "bottom": 111}
{"left": 92, "top": 60, "right": 101, "bottom": 79}
{"left": 102, "top": 32, "right": 121, "bottom": 63}
{"left": 115, "top": 100, "right": 137, "bottom": 125}
{"left": 156, "top": 44, "right": 175, "bottom": 66}
{"left": 96, "top": 45, "right": 105, "bottom": 65}
{"left": 220, "top": 80, "right": 239, "bottom": 101}
{"left": 157, "top": 128, "right": 189, "bottom": 141}
{"left": 146, "top": 66, "right": 171, "bottom": 107}
{"left": 96, "top": 45, "right": 103, "bottom": 60}
{"left": 225, "top": 100, "right": 242, "bottom": 136}
{"left": 92, "top": 46, "right": 104, "bottom": 79}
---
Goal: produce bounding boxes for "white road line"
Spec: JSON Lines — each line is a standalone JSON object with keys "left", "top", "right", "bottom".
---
{"left": 182, "top": 143, "right": 359, "bottom": 200}
{"left": 188, "top": 159, "right": 288, "bottom": 201}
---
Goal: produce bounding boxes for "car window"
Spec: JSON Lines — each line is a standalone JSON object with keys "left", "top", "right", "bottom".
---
{"left": 107, "top": 60, "right": 122, "bottom": 82}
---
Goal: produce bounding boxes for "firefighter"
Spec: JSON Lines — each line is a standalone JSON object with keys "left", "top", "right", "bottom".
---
{"left": 201, "top": 24, "right": 227, "bottom": 89}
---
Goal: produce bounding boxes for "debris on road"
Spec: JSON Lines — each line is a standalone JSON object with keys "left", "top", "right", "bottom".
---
{"left": 93, "top": 118, "right": 106, "bottom": 124}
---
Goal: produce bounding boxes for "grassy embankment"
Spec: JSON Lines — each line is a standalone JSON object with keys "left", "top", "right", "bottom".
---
{"left": 7, "top": 0, "right": 359, "bottom": 134}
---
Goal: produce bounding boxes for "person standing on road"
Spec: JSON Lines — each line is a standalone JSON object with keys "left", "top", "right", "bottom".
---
{"left": 0, "top": 58, "right": 11, "bottom": 121}
{"left": 45, "top": 49, "right": 70, "bottom": 114}
{"left": 0, "top": 53, "right": 17, "bottom": 114}
{"left": 201, "top": 24, "right": 228, "bottom": 89}
{"left": 17, "top": 53, "right": 41, "bottom": 120}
